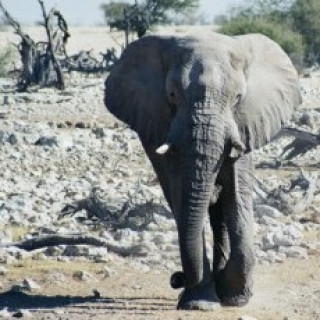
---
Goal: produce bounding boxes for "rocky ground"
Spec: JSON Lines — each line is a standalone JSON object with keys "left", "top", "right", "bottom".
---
{"left": 0, "top": 27, "right": 319, "bottom": 319}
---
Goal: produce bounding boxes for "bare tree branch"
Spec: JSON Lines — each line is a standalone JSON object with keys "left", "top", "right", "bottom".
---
{"left": 38, "top": 0, "right": 65, "bottom": 90}
{"left": 0, "top": 0, "right": 34, "bottom": 46}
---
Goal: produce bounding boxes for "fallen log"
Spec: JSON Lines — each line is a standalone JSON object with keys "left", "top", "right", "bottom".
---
{"left": 0, "top": 234, "right": 148, "bottom": 257}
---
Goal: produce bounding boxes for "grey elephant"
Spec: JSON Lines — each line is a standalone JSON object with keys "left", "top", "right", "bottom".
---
{"left": 104, "top": 32, "right": 301, "bottom": 310}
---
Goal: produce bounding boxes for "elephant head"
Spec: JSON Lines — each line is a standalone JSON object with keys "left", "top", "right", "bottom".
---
{"left": 104, "top": 32, "right": 301, "bottom": 294}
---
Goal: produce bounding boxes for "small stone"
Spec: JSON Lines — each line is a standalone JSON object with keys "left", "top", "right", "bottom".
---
{"left": 48, "top": 272, "right": 66, "bottom": 283}
{"left": 56, "top": 135, "right": 74, "bottom": 149}
{"left": 73, "top": 270, "right": 95, "bottom": 281}
{"left": 102, "top": 266, "right": 116, "bottom": 278}
{"left": 92, "top": 127, "right": 106, "bottom": 138}
{"left": 273, "top": 233, "right": 296, "bottom": 247}
{"left": 275, "top": 252, "right": 286, "bottom": 263}
{"left": 99, "top": 230, "right": 114, "bottom": 241}
{"left": 255, "top": 205, "right": 282, "bottom": 219}
{"left": 63, "top": 245, "right": 89, "bottom": 257}
{"left": 75, "top": 122, "right": 87, "bottom": 129}
{"left": 8, "top": 134, "right": 18, "bottom": 145}
{"left": 238, "top": 316, "right": 257, "bottom": 320}
{"left": 31, "top": 252, "right": 47, "bottom": 261}
{"left": 259, "top": 215, "right": 278, "bottom": 226}
{"left": 12, "top": 309, "right": 32, "bottom": 318}
{"left": 132, "top": 283, "right": 142, "bottom": 290}
{"left": 3, "top": 95, "right": 15, "bottom": 105}
{"left": 53, "top": 309, "right": 65, "bottom": 315}
{"left": 262, "top": 233, "right": 275, "bottom": 250}
{"left": 22, "top": 278, "right": 41, "bottom": 291}
{"left": 56, "top": 256, "right": 70, "bottom": 262}
{"left": 0, "top": 230, "right": 12, "bottom": 243}
{"left": 45, "top": 246, "right": 64, "bottom": 257}
{"left": 278, "top": 246, "right": 308, "bottom": 259}
{"left": 10, "top": 283, "right": 26, "bottom": 293}
{"left": 311, "top": 210, "right": 320, "bottom": 224}
{"left": 0, "top": 266, "right": 8, "bottom": 275}
{"left": 35, "top": 136, "right": 58, "bottom": 147}
{"left": 93, "top": 289, "right": 101, "bottom": 298}
{"left": 0, "top": 308, "right": 11, "bottom": 318}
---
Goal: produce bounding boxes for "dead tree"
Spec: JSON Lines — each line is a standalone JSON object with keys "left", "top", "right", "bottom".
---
{"left": 0, "top": 0, "right": 69, "bottom": 90}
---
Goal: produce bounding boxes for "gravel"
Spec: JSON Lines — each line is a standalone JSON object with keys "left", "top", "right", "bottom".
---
{"left": 0, "top": 70, "right": 319, "bottom": 271}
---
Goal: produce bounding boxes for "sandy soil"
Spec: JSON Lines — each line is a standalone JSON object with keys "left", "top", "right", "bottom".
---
{"left": 0, "top": 256, "right": 319, "bottom": 320}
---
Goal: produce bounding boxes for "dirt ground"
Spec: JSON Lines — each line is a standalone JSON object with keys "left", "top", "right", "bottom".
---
{"left": 0, "top": 256, "right": 319, "bottom": 320}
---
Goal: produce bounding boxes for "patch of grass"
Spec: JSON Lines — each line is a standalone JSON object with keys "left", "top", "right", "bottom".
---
{"left": 7, "top": 258, "right": 106, "bottom": 277}
{"left": 3, "top": 225, "right": 31, "bottom": 242}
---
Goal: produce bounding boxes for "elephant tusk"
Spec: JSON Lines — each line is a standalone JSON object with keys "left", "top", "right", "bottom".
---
{"left": 156, "top": 143, "right": 171, "bottom": 155}
{"left": 229, "top": 141, "right": 246, "bottom": 159}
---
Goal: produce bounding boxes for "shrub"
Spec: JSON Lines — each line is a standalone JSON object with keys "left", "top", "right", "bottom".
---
{"left": 291, "top": 0, "right": 320, "bottom": 65}
{"left": 219, "top": 16, "right": 304, "bottom": 66}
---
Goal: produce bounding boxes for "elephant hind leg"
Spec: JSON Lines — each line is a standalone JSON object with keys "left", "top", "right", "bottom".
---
{"left": 211, "top": 154, "right": 255, "bottom": 307}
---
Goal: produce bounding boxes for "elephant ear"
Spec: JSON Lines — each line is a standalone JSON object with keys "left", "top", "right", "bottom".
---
{"left": 104, "top": 36, "right": 174, "bottom": 147}
{"left": 234, "top": 34, "right": 302, "bottom": 151}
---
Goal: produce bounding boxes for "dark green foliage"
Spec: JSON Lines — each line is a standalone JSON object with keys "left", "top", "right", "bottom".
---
{"left": 291, "top": 0, "right": 320, "bottom": 65}
{"left": 220, "top": 16, "right": 304, "bottom": 64}
{"left": 220, "top": 0, "right": 320, "bottom": 66}
{"left": 101, "top": 0, "right": 199, "bottom": 41}
{"left": 100, "top": 1, "right": 131, "bottom": 25}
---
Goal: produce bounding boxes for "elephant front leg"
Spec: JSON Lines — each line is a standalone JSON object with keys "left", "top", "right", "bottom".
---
{"left": 214, "top": 154, "right": 255, "bottom": 306}
{"left": 175, "top": 230, "right": 220, "bottom": 310}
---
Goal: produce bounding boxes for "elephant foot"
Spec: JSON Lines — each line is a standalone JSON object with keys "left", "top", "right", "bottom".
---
{"left": 218, "top": 292, "right": 251, "bottom": 307}
{"left": 215, "top": 259, "right": 253, "bottom": 307}
{"left": 177, "top": 282, "right": 220, "bottom": 311}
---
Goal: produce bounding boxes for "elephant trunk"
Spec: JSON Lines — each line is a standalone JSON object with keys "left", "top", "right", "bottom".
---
{"left": 179, "top": 100, "right": 226, "bottom": 289}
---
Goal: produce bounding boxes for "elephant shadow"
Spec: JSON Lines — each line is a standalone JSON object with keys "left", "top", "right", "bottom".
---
{"left": 0, "top": 290, "right": 176, "bottom": 313}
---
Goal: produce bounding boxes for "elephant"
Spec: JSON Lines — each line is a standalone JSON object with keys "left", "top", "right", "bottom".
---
{"left": 104, "top": 31, "right": 301, "bottom": 310}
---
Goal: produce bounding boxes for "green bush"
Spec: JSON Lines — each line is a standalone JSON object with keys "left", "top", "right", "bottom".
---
{"left": 219, "top": 16, "right": 304, "bottom": 66}
{"left": 291, "top": 0, "right": 320, "bottom": 65}
{"left": 0, "top": 46, "right": 14, "bottom": 77}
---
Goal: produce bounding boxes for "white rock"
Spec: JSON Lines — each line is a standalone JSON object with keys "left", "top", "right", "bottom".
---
{"left": 278, "top": 246, "right": 308, "bottom": 259}
{"left": 0, "top": 308, "right": 11, "bottom": 318}
{"left": 262, "top": 233, "right": 275, "bottom": 250}
{"left": 23, "top": 278, "right": 41, "bottom": 291}
{"left": 12, "top": 310, "right": 32, "bottom": 318}
{"left": 259, "top": 215, "right": 278, "bottom": 226}
{"left": 102, "top": 266, "right": 116, "bottom": 278}
{"left": 0, "top": 266, "right": 8, "bottom": 275}
{"left": 238, "top": 316, "right": 257, "bottom": 320}
{"left": 273, "top": 233, "right": 296, "bottom": 247}
{"left": 73, "top": 270, "right": 95, "bottom": 281}
{"left": 56, "top": 135, "right": 74, "bottom": 149}
{"left": 255, "top": 205, "right": 282, "bottom": 219}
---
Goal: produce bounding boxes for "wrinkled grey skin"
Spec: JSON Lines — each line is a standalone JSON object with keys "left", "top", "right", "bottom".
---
{"left": 104, "top": 32, "right": 301, "bottom": 310}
